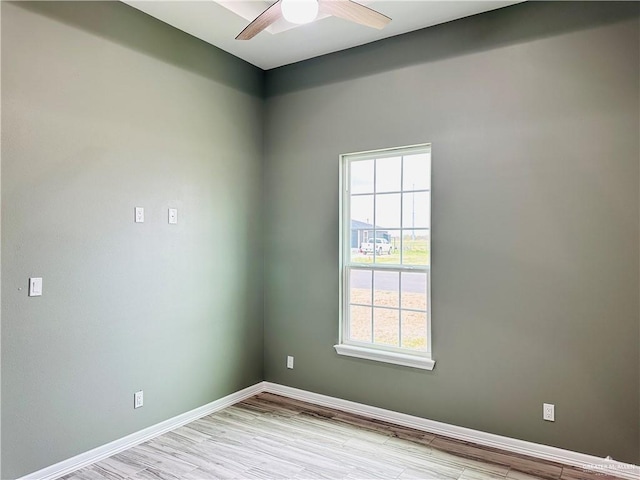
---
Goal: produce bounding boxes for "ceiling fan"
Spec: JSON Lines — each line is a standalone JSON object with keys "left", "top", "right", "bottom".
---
{"left": 236, "top": 0, "right": 391, "bottom": 40}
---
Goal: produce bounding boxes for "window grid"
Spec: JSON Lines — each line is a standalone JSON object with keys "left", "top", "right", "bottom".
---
{"left": 372, "top": 158, "right": 377, "bottom": 263}
{"left": 351, "top": 188, "right": 430, "bottom": 197}
{"left": 400, "top": 156, "right": 404, "bottom": 266}
{"left": 341, "top": 144, "right": 432, "bottom": 358}
{"left": 398, "top": 270, "right": 403, "bottom": 347}
{"left": 349, "top": 304, "right": 427, "bottom": 315}
{"left": 348, "top": 269, "right": 429, "bottom": 351}
{"left": 369, "top": 270, "right": 374, "bottom": 343}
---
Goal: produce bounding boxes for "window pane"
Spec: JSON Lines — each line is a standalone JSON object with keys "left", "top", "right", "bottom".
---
{"left": 351, "top": 159, "right": 374, "bottom": 194}
{"left": 351, "top": 195, "right": 374, "bottom": 227}
{"left": 374, "top": 271, "right": 399, "bottom": 308}
{"left": 402, "top": 192, "right": 430, "bottom": 229}
{"left": 403, "top": 153, "right": 430, "bottom": 191}
{"left": 375, "top": 193, "right": 400, "bottom": 229}
{"left": 376, "top": 157, "right": 401, "bottom": 193}
{"left": 373, "top": 308, "right": 399, "bottom": 346}
{"left": 350, "top": 269, "right": 372, "bottom": 305}
{"left": 402, "top": 230, "right": 430, "bottom": 266}
{"left": 350, "top": 306, "right": 372, "bottom": 343}
{"left": 401, "top": 311, "right": 427, "bottom": 350}
{"left": 371, "top": 230, "right": 400, "bottom": 264}
{"left": 350, "top": 195, "right": 374, "bottom": 263}
{"left": 401, "top": 272, "right": 427, "bottom": 311}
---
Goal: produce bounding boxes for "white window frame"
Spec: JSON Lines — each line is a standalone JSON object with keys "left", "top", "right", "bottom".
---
{"left": 334, "top": 143, "right": 435, "bottom": 370}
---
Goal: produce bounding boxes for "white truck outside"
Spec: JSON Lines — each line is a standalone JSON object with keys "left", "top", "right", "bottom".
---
{"left": 360, "top": 238, "right": 393, "bottom": 255}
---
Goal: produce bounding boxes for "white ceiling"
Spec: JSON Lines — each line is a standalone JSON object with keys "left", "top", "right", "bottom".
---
{"left": 122, "top": 1, "right": 523, "bottom": 70}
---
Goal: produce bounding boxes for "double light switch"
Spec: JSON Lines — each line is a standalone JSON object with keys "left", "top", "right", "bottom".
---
{"left": 135, "top": 207, "right": 177, "bottom": 224}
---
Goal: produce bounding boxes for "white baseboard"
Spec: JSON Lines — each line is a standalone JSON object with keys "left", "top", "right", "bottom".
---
{"left": 19, "top": 381, "right": 639, "bottom": 480}
{"left": 18, "top": 382, "right": 267, "bottom": 480}
{"left": 262, "top": 382, "right": 640, "bottom": 480}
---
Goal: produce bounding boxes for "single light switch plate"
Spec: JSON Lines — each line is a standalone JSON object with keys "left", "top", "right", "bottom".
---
{"left": 168, "top": 208, "right": 178, "bottom": 224}
{"left": 135, "top": 207, "right": 144, "bottom": 223}
{"left": 29, "top": 277, "right": 43, "bottom": 297}
{"left": 287, "top": 356, "right": 294, "bottom": 369}
{"left": 134, "top": 390, "right": 144, "bottom": 409}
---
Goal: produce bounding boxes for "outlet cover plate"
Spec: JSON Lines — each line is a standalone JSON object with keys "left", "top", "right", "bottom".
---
{"left": 134, "top": 390, "right": 144, "bottom": 409}
{"left": 168, "top": 208, "right": 178, "bottom": 224}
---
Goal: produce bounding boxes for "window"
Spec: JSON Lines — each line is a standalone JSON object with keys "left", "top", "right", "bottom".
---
{"left": 335, "top": 144, "right": 434, "bottom": 370}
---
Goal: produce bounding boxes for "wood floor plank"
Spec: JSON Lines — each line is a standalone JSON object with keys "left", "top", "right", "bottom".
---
{"left": 178, "top": 466, "right": 238, "bottom": 480}
{"left": 91, "top": 455, "right": 148, "bottom": 479}
{"left": 130, "top": 443, "right": 199, "bottom": 477}
{"left": 507, "top": 469, "right": 548, "bottom": 480}
{"left": 426, "top": 448, "right": 511, "bottom": 477}
{"left": 458, "top": 468, "right": 508, "bottom": 480}
{"left": 162, "top": 430, "right": 209, "bottom": 447}
{"left": 257, "top": 393, "right": 345, "bottom": 419}
{"left": 302, "top": 438, "right": 406, "bottom": 478}
{"left": 344, "top": 439, "right": 466, "bottom": 480}
{"left": 177, "top": 442, "right": 249, "bottom": 476}
{"left": 127, "top": 466, "right": 182, "bottom": 480}
{"left": 430, "top": 438, "right": 561, "bottom": 480}
{"left": 384, "top": 435, "right": 435, "bottom": 452}
{"left": 560, "top": 466, "right": 622, "bottom": 480}
{"left": 107, "top": 449, "right": 161, "bottom": 471}
{"left": 58, "top": 467, "right": 105, "bottom": 480}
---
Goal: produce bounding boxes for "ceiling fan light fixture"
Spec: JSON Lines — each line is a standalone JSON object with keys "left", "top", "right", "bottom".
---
{"left": 281, "top": 0, "right": 319, "bottom": 25}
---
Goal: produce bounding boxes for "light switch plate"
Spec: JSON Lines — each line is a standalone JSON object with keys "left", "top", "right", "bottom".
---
{"left": 29, "top": 277, "right": 43, "bottom": 297}
{"left": 135, "top": 207, "right": 144, "bottom": 223}
{"left": 168, "top": 208, "right": 178, "bottom": 224}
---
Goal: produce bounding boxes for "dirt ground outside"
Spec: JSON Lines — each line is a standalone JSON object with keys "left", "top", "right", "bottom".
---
{"left": 349, "top": 288, "right": 427, "bottom": 350}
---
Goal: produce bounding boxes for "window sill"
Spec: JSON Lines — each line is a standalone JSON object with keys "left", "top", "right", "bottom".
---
{"left": 333, "top": 344, "right": 436, "bottom": 370}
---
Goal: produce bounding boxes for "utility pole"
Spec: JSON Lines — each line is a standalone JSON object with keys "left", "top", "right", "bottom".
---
{"left": 412, "top": 183, "right": 416, "bottom": 240}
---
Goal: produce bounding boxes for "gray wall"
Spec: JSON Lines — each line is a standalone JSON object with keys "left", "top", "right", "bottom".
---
{"left": 2, "top": 1, "right": 639, "bottom": 477}
{"left": 263, "top": 2, "right": 640, "bottom": 464}
{"left": 1, "top": 2, "right": 264, "bottom": 478}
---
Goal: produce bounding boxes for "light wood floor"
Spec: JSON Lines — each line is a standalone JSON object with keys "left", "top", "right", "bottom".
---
{"left": 60, "top": 393, "right": 617, "bottom": 480}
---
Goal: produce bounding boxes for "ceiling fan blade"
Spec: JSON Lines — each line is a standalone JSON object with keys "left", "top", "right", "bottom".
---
{"left": 236, "top": 1, "right": 283, "bottom": 40}
{"left": 319, "top": 0, "right": 390, "bottom": 30}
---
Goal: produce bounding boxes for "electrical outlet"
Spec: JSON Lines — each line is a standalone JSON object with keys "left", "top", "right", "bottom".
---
{"left": 287, "top": 356, "right": 294, "bottom": 369}
{"left": 543, "top": 403, "right": 555, "bottom": 421}
{"left": 168, "top": 208, "right": 178, "bottom": 224}
{"left": 134, "top": 390, "right": 144, "bottom": 409}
